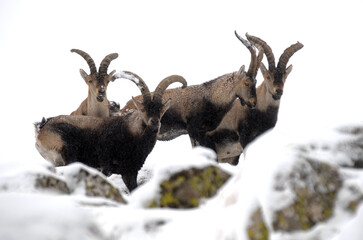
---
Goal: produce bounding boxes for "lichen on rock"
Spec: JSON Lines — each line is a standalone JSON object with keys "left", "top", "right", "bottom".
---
{"left": 35, "top": 174, "right": 70, "bottom": 194}
{"left": 247, "top": 208, "right": 269, "bottom": 240}
{"left": 73, "top": 168, "right": 126, "bottom": 204}
{"left": 58, "top": 163, "right": 126, "bottom": 204}
{"left": 272, "top": 159, "right": 341, "bottom": 232}
{"left": 148, "top": 166, "right": 231, "bottom": 208}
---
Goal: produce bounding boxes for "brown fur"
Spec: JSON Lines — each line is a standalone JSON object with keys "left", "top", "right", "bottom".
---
{"left": 206, "top": 34, "right": 303, "bottom": 164}
{"left": 70, "top": 50, "right": 118, "bottom": 118}
{"left": 120, "top": 71, "right": 256, "bottom": 143}
{"left": 35, "top": 74, "right": 186, "bottom": 192}
{"left": 120, "top": 32, "right": 263, "bottom": 145}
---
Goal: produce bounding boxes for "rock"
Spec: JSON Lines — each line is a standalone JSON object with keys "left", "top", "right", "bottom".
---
{"left": 59, "top": 163, "right": 126, "bottom": 204}
{"left": 247, "top": 208, "right": 269, "bottom": 240}
{"left": 336, "top": 125, "right": 363, "bottom": 168}
{"left": 272, "top": 159, "right": 341, "bottom": 232}
{"left": 35, "top": 174, "right": 70, "bottom": 194}
{"left": 149, "top": 166, "right": 231, "bottom": 208}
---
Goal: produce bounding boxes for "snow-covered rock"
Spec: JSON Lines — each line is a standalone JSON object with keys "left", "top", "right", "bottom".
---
{"left": 58, "top": 163, "right": 126, "bottom": 203}
{"left": 1, "top": 121, "right": 363, "bottom": 239}
{"left": 215, "top": 121, "right": 363, "bottom": 240}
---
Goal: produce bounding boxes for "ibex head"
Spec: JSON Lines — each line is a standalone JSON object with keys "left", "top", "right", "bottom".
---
{"left": 246, "top": 34, "right": 303, "bottom": 100}
{"left": 118, "top": 71, "right": 187, "bottom": 132}
{"left": 71, "top": 49, "right": 119, "bottom": 102}
{"left": 234, "top": 31, "right": 263, "bottom": 108}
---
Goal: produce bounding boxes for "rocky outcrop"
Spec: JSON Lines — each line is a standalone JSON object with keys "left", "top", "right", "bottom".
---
{"left": 58, "top": 163, "right": 126, "bottom": 204}
{"left": 148, "top": 165, "right": 231, "bottom": 208}
{"left": 247, "top": 208, "right": 269, "bottom": 240}
{"left": 244, "top": 122, "right": 363, "bottom": 239}
{"left": 35, "top": 174, "right": 70, "bottom": 194}
{"left": 272, "top": 159, "right": 341, "bottom": 231}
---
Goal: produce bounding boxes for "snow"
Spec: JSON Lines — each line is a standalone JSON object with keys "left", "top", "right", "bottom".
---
{"left": 0, "top": 193, "right": 106, "bottom": 240}
{"left": 113, "top": 71, "right": 144, "bottom": 91}
{"left": 2, "top": 122, "right": 363, "bottom": 239}
{"left": 1, "top": 0, "right": 363, "bottom": 239}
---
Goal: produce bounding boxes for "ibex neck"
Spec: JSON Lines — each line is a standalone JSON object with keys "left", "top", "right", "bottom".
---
{"left": 209, "top": 73, "right": 237, "bottom": 107}
{"left": 87, "top": 91, "right": 109, "bottom": 117}
{"left": 256, "top": 81, "right": 280, "bottom": 112}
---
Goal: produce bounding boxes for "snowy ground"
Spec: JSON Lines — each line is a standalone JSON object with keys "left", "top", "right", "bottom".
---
{"left": 1, "top": 119, "right": 363, "bottom": 239}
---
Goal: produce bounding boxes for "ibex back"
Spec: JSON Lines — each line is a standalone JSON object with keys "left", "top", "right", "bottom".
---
{"left": 120, "top": 31, "right": 262, "bottom": 148}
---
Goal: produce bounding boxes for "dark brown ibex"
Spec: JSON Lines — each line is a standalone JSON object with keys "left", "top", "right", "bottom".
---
{"left": 35, "top": 72, "right": 187, "bottom": 192}
{"left": 120, "top": 31, "right": 263, "bottom": 148}
{"left": 205, "top": 33, "right": 304, "bottom": 165}
{"left": 70, "top": 49, "right": 119, "bottom": 117}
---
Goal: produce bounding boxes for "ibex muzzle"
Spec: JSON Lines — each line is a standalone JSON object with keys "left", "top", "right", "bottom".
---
{"left": 96, "top": 84, "right": 106, "bottom": 102}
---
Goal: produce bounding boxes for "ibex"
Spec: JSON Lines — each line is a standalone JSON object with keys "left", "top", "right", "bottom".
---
{"left": 35, "top": 72, "right": 187, "bottom": 192}
{"left": 205, "top": 33, "right": 304, "bottom": 165}
{"left": 70, "top": 49, "right": 119, "bottom": 117}
{"left": 120, "top": 31, "right": 262, "bottom": 147}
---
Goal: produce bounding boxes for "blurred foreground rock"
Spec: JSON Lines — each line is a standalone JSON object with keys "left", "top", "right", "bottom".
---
{"left": 245, "top": 122, "right": 363, "bottom": 240}
{"left": 148, "top": 165, "right": 231, "bottom": 208}
{"left": 272, "top": 159, "right": 341, "bottom": 231}
{"left": 58, "top": 163, "right": 126, "bottom": 204}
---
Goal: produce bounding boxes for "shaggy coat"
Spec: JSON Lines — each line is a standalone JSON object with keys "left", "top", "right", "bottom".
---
{"left": 35, "top": 73, "right": 187, "bottom": 192}
{"left": 204, "top": 34, "right": 304, "bottom": 165}
{"left": 120, "top": 32, "right": 262, "bottom": 147}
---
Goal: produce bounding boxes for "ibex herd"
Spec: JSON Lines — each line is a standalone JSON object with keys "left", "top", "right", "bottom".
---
{"left": 35, "top": 32, "right": 303, "bottom": 192}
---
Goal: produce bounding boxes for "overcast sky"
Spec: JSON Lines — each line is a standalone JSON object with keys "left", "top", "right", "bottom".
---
{"left": 1, "top": 0, "right": 362, "bottom": 162}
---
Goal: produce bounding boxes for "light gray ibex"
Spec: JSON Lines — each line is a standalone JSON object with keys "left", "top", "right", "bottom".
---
{"left": 70, "top": 49, "right": 119, "bottom": 117}
{"left": 205, "top": 33, "right": 304, "bottom": 165}
{"left": 119, "top": 31, "right": 263, "bottom": 148}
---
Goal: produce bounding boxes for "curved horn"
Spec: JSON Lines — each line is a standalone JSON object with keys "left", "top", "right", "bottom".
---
{"left": 254, "top": 45, "right": 264, "bottom": 78}
{"left": 99, "top": 53, "right": 119, "bottom": 75}
{"left": 235, "top": 31, "right": 256, "bottom": 78}
{"left": 71, "top": 49, "right": 97, "bottom": 74}
{"left": 246, "top": 33, "right": 275, "bottom": 72}
{"left": 117, "top": 71, "right": 151, "bottom": 103}
{"left": 153, "top": 75, "right": 187, "bottom": 104}
{"left": 277, "top": 42, "right": 304, "bottom": 72}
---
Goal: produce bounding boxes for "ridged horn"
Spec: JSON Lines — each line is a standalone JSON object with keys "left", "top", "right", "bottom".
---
{"left": 255, "top": 44, "right": 264, "bottom": 78}
{"left": 71, "top": 49, "right": 97, "bottom": 74}
{"left": 246, "top": 33, "right": 275, "bottom": 72}
{"left": 153, "top": 75, "right": 187, "bottom": 104}
{"left": 235, "top": 31, "right": 256, "bottom": 78}
{"left": 277, "top": 42, "right": 304, "bottom": 72}
{"left": 118, "top": 71, "right": 151, "bottom": 103}
{"left": 99, "top": 53, "right": 119, "bottom": 75}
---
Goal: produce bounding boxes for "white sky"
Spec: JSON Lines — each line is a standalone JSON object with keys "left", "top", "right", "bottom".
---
{"left": 1, "top": 0, "right": 363, "bottom": 162}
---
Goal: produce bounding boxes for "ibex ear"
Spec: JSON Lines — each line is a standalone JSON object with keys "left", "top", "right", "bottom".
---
{"left": 260, "top": 63, "right": 268, "bottom": 75}
{"left": 132, "top": 97, "right": 145, "bottom": 113}
{"left": 237, "top": 65, "right": 246, "bottom": 76}
{"left": 161, "top": 99, "right": 172, "bottom": 116}
{"left": 285, "top": 65, "right": 293, "bottom": 75}
{"left": 79, "top": 69, "right": 88, "bottom": 82}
